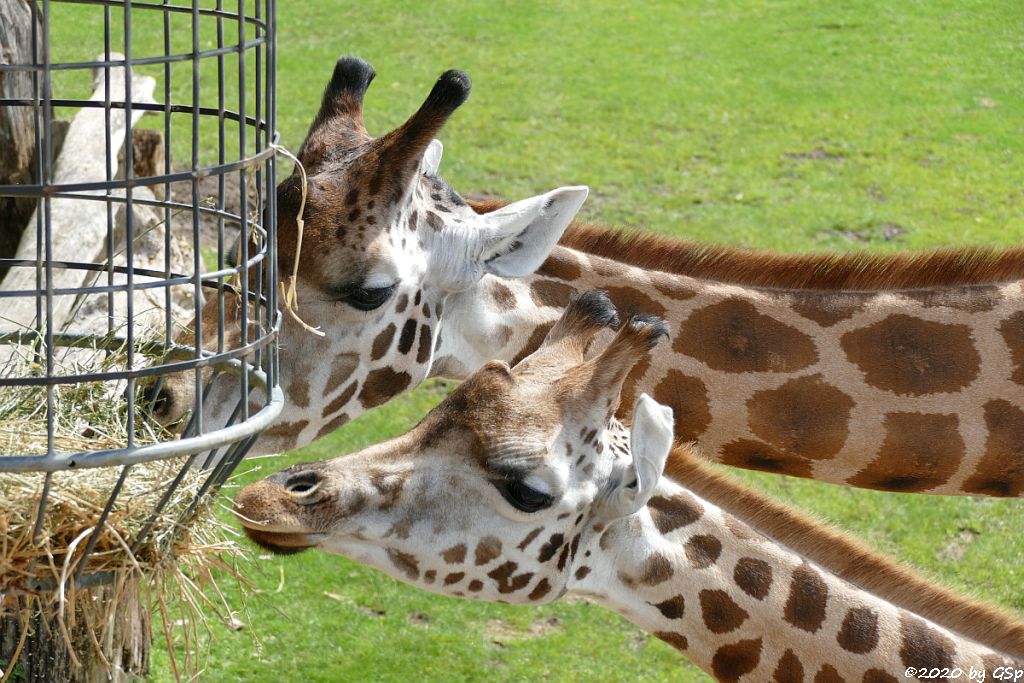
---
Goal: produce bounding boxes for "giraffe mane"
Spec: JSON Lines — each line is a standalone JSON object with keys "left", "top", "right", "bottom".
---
{"left": 469, "top": 199, "right": 1024, "bottom": 291}
{"left": 662, "top": 446, "right": 1024, "bottom": 661}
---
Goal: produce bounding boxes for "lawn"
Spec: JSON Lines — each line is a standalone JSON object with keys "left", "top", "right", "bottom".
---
{"left": 44, "top": 1, "right": 1024, "bottom": 681}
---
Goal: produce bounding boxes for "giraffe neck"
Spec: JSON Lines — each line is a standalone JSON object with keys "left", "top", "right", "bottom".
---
{"left": 436, "top": 242, "right": 1024, "bottom": 497}
{"left": 568, "top": 451, "right": 1024, "bottom": 681}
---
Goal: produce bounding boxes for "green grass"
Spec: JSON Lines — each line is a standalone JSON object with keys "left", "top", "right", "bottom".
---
{"left": 45, "top": 1, "right": 1024, "bottom": 681}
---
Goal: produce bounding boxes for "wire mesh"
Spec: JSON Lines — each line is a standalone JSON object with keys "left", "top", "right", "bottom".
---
{"left": 0, "top": 0, "right": 280, "bottom": 589}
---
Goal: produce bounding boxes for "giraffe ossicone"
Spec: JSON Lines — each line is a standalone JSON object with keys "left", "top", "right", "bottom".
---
{"left": 234, "top": 291, "right": 1024, "bottom": 680}
{"left": 150, "top": 57, "right": 588, "bottom": 455}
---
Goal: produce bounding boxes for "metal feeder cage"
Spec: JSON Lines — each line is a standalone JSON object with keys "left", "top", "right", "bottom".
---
{"left": 0, "top": 0, "right": 280, "bottom": 603}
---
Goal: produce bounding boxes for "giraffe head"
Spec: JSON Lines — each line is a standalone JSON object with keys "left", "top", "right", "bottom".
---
{"left": 151, "top": 57, "right": 588, "bottom": 453}
{"left": 234, "top": 290, "right": 675, "bottom": 602}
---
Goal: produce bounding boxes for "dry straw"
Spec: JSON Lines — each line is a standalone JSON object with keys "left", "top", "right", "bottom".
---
{"left": 0, "top": 332, "right": 250, "bottom": 680}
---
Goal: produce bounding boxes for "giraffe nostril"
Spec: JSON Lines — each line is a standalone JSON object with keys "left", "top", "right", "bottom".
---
{"left": 284, "top": 471, "right": 321, "bottom": 496}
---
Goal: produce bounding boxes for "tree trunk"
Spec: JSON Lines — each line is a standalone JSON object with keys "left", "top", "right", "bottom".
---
{"left": 0, "top": 0, "right": 44, "bottom": 280}
{"left": 0, "top": 578, "right": 150, "bottom": 682}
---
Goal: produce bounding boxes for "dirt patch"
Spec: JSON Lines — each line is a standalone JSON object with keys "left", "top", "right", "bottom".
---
{"left": 783, "top": 147, "right": 845, "bottom": 162}
{"left": 939, "top": 527, "right": 980, "bottom": 562}
{"left": 820, "top": 222, "right": 907, "bottom": 243}
{"left": 485, "top": 617, "right": 562, "bottom": 646}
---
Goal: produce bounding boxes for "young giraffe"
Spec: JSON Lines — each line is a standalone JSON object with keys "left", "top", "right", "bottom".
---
{"left": 157, "top": 56, "right": 1024, "bottom": 497}
{"left": 233, "top": 291, "right": 1024, "bottom": 682}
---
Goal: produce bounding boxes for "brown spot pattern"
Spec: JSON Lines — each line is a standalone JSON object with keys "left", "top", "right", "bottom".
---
{"left": 538, "top": 534, "right": 564, "bottom": 563}
{"left": 517, "top": 527, "right": 544, "bottom": 551}
{"left": 654, "top": 631, "right": 688, "bottom": 651}
{"left": 511, "top": 322, "right": 554, "bottom": 366}
{"left": 441, "top": 543, "right": 466, "bottom": 565}
{"left": 605, "top": 285, "right": 668, "bottom": 318}
{"left": 359, "top": 368, "right": 412, "bottom": 409}
{"left": 837, "top": 607, "right": 879, "bottom": 654}
{"left": 530, "top": 279, "right": 576, "bottom": 308}
{"left": 321, "top": 380, "right": 359, "bottom": 418}
{"left": 528, "top": 578, "right": 552, "bottom": 601}
{"left": 386, "top": 548, "right": 419, "bottom": 581}
{"left": 474, "top": 536, "right": 502, "bottom": 566}
{"left": 783, "top": 564, "right": 828, "bottom": 633}
{"left": 286, "top": 379, "right": 311, "bottom": 409}
{"left": 685, "top": 534, "right": 722, "bottom": 568}
{"left": 371, "top": 324, "right": 397, "bottom": 361}
{"left": 323, "top": 354, "right": 359, "bottom": 396}
{"left": 652, "top": 371, "right": 712, "bottom": 443}
{"left": 486, "top": 561, "right": 533, "bottom": 594}
{"left": 416, "top": 324, "right": 432, "bottom": 364}
{"left": 1001, "top": 311, "right": 1024, "bottom": 385}
{"left": 315, "top": 413, "right": 350, "bottom": 440}
{"left": 747, "top": 374, "right": 854, "bottom": 461}
{"left": 840, "top": 314, "right": 980, "bottom": 396}
{"left": 898, "top": 614, "right": 955, "bottom": 674}
{"left": 490, "top": 281, "right": 516, "bottom": 311}
{"left": 676, "top": 298, "right": 818, "bottom": 373}
{"left": 468, "top": 580, "right": 483, "bottom": 592}
{"left": 790, "top": 291, "right": 866, "bottom": 327}
{"left": 371, "top": 470, "right": 406, "bottom": 510}
{"left": 712, "top": 638, "right": 762, "bottom": 683}
{"left": 699, "top": 589, "right": 749, "bottom": 634}
{"left": 397, "top": 318, "right": 417, "bottom": 355}
{"left": 537, "top": 251, "right": 583, "bottom": 281}
{"left": 814, "top": 665, "right": 845, "bottom": 683}
{"left": 862, "top": 670, "right": 898, "bottom": 683}
{"left": 651, "top": 594, "right": 686, "bottom": 620}
{"left": 773, "top": 649, "right": 804, "bottom": 683}
{"left": 647, "top": 493, "right": 704, "bottom": 534}
{"left": 734, "top": 557, "right": 772, "bottom": 600}
{"left": 963, "top": 399, "right": 1024, "bottom": 497}
{"left": 623, "top": 552, "right": 674, "bottom": 587}
{"left": 846, "top": 412, "right": 964, "bottom": 492}
{"left": 443, "top": 572, "right": 464, "bottom": 586}
{"left": 574, "top": 566, "right": 591, "bottom": 580}
{"left": 721, "top": 439, "right": 815, "bottom": 478}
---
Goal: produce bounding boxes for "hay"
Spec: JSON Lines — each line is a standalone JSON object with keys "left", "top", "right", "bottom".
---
{"left": 0, "top": 333, "right": 249, "bottom": 680}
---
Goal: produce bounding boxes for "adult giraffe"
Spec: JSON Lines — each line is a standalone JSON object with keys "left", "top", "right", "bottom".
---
{"left": 156, "top": 57, "right": 1024, "bottom": 497}
{"left": 233, "top": 292, "right": 1024, "bottom": 681}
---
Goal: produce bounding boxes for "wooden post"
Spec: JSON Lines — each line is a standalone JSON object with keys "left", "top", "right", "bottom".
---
{"left": 0, "top": 0, "right": 44, "bottom": 280}
{"left": 0, "top": 55, "right": 157, "bottom": 338}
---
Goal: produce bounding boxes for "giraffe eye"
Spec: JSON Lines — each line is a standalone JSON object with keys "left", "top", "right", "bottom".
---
{"left": 343, "top": 284, "right": 396, "bottom": 311}
{"left": 493, "top": 479, "right": 554, "bottom": 513}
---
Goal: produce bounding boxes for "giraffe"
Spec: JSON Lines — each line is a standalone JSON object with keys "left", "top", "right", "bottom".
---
{"left": 148, "top": 56, "right": 589, "bottom": 454}
{"left": 155, "top": 56, "right": 1024, "bottom": 497}
{"left": 232, "top": 291, "right": 1024, "bottom": 682}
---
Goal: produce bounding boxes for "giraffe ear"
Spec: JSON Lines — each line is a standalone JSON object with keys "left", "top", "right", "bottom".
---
{"left": 476, "top": 186, "right": 588, "bottom": 278}
{"left": 420, "top": 139, "right": 443, "bottom": 175}
{"left": 617, "top": 394, "right": 673, "bottom": 516}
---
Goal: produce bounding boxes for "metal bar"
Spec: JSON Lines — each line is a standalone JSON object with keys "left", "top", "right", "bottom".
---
{"left": 1, "top": 384, "right": 284, "bottom": 472}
